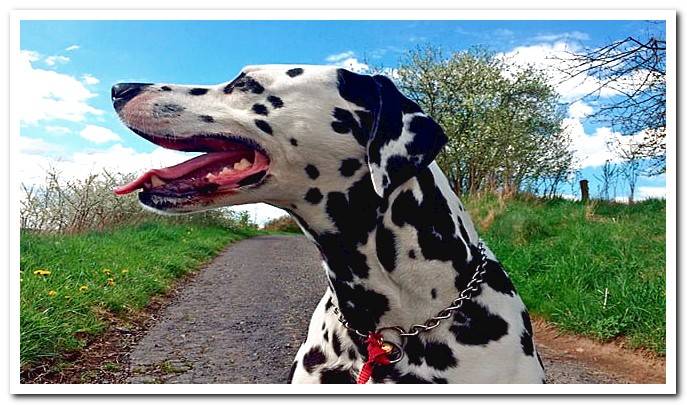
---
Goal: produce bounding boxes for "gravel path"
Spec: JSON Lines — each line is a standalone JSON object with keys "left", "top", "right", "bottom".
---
{"left": 126, "top": 235, "right": 621, "bottom": 384}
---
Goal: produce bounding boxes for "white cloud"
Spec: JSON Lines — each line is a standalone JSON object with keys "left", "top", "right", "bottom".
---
{"left": 335, "top": 58, "right": 369, "bottom": 73}
{"left": 325, "top": 51, "right": 356, "bottom": 63}
{"left": 564, "top": 116, "right": 650, "bottom": 169}
{"left": 18, "top": 50, "right": 104, "bottom": 124}
{"left": 81, "top": 74, "right": 100, "bottom": 85}
{"left": 44, "top": 55, "right": 70, "bottom": 66}
{"left": 532, "top": 31, "right": 590, "bottom": 42}
{"left": 44, "top": 126, "right": 71, "bottom": 135}
{"left": 494, "top": 28, "right": 515, "bottom": 37}
{"left": 65, "top": 45, "right": 80, "bottom": 52}
{"left": 18, "top": 136, "right": 63, "bottom": 155}
{"left": 568, "top": 100, "right": 593, "bottom": 119}
{"left": 499, "top": 41, "right": 619, "bottom": 102}
{"left": 325, "top": 50, "right": 369, "bottom": 73}
{"left": 79, "top": 125, "right": 122, "bottom": 144}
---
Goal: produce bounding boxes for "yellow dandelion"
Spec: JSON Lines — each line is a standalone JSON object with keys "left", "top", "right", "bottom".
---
{"left": 102, "top": 268, "right": 112, "bottom": 275}
{"left": 47, "top": 290, "right": 57, "bottom": 297}
{"left": 107, "top": 278, "right": 115, "bottom": 286}
{"left": 33, "top": 269, "right": 51, "bottom": 276}
{"left": 121, "top": 268, "right": 129, "bottom": 274}
{"left": 79, "top": 285, "right": 89, "bottom": 292}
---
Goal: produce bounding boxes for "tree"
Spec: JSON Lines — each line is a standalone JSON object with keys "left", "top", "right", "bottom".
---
{"left": 560, "top": 27, "right": 666, "bottom": 175}
{"left": 394, "top": 46, "right": 574, "bottom": 197}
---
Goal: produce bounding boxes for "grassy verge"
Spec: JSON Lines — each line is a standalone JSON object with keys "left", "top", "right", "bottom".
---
{"left": 20, "top": 221, "right": 258, "bottom": 367}
{"left": 466, "top": 195, "right": 666, "bottom": 354}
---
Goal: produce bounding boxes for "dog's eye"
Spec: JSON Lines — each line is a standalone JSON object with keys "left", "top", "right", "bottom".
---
{"left": 223, "top": 73, "right": 247, "bottom": 94}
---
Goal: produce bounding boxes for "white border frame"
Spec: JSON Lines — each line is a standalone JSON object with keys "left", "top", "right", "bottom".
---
{"left": 8, "top": 9, "right": 677, "bottom": 395}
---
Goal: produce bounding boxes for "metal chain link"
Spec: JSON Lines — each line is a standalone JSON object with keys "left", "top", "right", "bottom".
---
{"left": 333, "top": 241, "right": 489, "bottom": 339}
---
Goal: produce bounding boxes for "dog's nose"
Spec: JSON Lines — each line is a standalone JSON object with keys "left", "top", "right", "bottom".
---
{"left": 111, "top": 83, "right": 152, "bottom": 112}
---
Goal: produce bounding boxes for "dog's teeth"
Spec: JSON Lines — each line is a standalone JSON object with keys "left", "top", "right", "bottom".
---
{"left": 234, "top": 158, "right": 251, "bottom": 171}
{"left": 150, "top": 175, "right": 165, "bottom": 187}
{"left": 206, "top": 173, "right": 216, "bottom": 182}
{"left": 220, "top": 167, "right": 233, "bottom": 176}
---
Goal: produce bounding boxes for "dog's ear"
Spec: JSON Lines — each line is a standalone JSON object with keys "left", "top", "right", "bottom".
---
{"left": 367, "top": 75, "right": 447, "bottom": 197}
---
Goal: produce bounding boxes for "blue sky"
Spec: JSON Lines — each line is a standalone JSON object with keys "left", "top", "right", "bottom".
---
{"left": 17, "top": 20, "right": 667, "bottom": 222}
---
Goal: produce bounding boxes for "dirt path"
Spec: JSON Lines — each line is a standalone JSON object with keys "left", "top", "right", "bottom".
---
{"left": 125, "top": 235, "right": 663, "bottom": 384}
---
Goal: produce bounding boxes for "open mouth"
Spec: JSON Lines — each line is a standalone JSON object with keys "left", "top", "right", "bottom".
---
{"left": 114, "top": 133, "right": 270, "bottom": 200}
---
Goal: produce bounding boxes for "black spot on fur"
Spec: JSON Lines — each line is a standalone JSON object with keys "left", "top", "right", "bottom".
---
{"left": 321, "top": 321, "right": 326, "bottom": 331}
{"left": 391, "top": 169, "right": 476, "bottom": 292}
{"left": 324, "top": 297, "right": 333, "bottom": 311}
{"left": 320, "top": 367, "right": 355, "bottom": 384}
{"left": 404, "top": 336, "right": 424, "bottom": 366}
{"left": 450, "top": 300, "right": 509, "bottom": 346}
{"left": 331, "top": 107, "right": 370, "bottom": 146}
{"left": 431, "top": 288, "right": 437, "bottom": 299}
{"left": 522, "top": 311, "right": 533, "bottom": 335}
{"left": 408, "top": 249, "right": 416, "bottom": 259}
{"left": 189, "top": 88, "right": 208, "bottom": 96}
{"left": 424, "top": 342, "right": 457, "bottom": 370}
{"left": 199, "top": 115, "right": 214, "bottom": 123}
{"left": 521, "top": 331, "right": 534, "bottom": 356}
{"left": 290, "top": 138, "right": 298, "bottom": 146}
{"left": 254, "top": 119, "right": 273, "bottom": 135}
{"left": 287, "top": 361, "right": 297, "bottom": 383}
{"left": 483, "top": 260, "right": 516, "bottom": 296}
{"left": 160, "top": 86, "right": 172, "bottom": 91}
{"left": 332, "top": 332, "right": 343, "bottom": 356}
{"left": 433, "top": 377, "right": 448, "bottom": 384}
{"left": 305, "top": 188, "right": 323, "bottom": 204}
{"left": 313, "top": 176, "right": 389, "bottom": 331}
{"left": 347, "top": 348, "right": 357, "bottom": 361}
{"left": 375, "top": 224, "right": 397, "bottom": 272}
{"left": 286, "top": 68, "right": 304, "bottom": 77}
{"left": 252, "top": 103, "right": 268, "bottom": 116}
{"left": 520, "top": 311, "right": 535, "bottom": 356}
{"left": 339, "top": 158, "right": 362, "bottom": 177}
{"left": 305, "top": 164, "right": 320, "bottom": 180}
{"left": 302, "top": 347, "right": 326, "bottom": 373}
{"left": 323, "top": 330, "right": 329, "bottom": 342}
{"left": 154, "top": 103, "right": 184, "bottom": 117}
{"left": 267, "top": 95, "right": 284, "bottom": 108}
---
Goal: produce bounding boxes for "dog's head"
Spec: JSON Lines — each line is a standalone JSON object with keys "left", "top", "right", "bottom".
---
{"left": 112, "top": 65, "right": 446, "bottom": 213}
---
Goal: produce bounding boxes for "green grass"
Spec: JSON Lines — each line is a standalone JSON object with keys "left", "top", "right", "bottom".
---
{"left": 466, "top": 195, "right": 666, "bottom": 354}
{"left": 20, "top": 221, "right": 257, "bottom": 367}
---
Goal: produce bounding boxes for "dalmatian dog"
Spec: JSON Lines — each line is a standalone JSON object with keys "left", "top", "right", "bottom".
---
{"left": 112, "top": 65, "right": 546, "bottom": 384}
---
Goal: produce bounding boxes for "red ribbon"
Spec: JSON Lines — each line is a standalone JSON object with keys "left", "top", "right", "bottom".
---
{"left": 356, "top": 332, "right": 391, "bottom": 384}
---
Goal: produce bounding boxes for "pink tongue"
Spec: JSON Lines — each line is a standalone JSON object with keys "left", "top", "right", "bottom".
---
{"left": 114, "top": 151, "right": 251, "bottom": 195}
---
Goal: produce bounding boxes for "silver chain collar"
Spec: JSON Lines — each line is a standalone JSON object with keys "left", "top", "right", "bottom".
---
{"left": 333, "top": 241, "right": 489, "bottom": 355}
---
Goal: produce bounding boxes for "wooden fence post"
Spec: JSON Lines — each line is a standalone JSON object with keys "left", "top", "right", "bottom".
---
{"left": 580, "top": 179, "right": 589, "bottom": 203}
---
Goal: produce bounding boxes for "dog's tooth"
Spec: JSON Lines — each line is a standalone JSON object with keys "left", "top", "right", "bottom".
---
{"left": 234, "top": 158, "right": 251, "bottom": 171}
{"left": 150, "top": 175, "right": 165, "bottom": 187}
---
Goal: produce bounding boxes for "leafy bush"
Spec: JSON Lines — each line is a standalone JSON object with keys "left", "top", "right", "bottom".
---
{"left": 263, "top": 215, "right": 301, "bottom": 233}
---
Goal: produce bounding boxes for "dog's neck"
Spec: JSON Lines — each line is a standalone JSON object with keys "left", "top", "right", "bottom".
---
{"left": 285, "top": 162, "right": 481, "bottom": 334}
